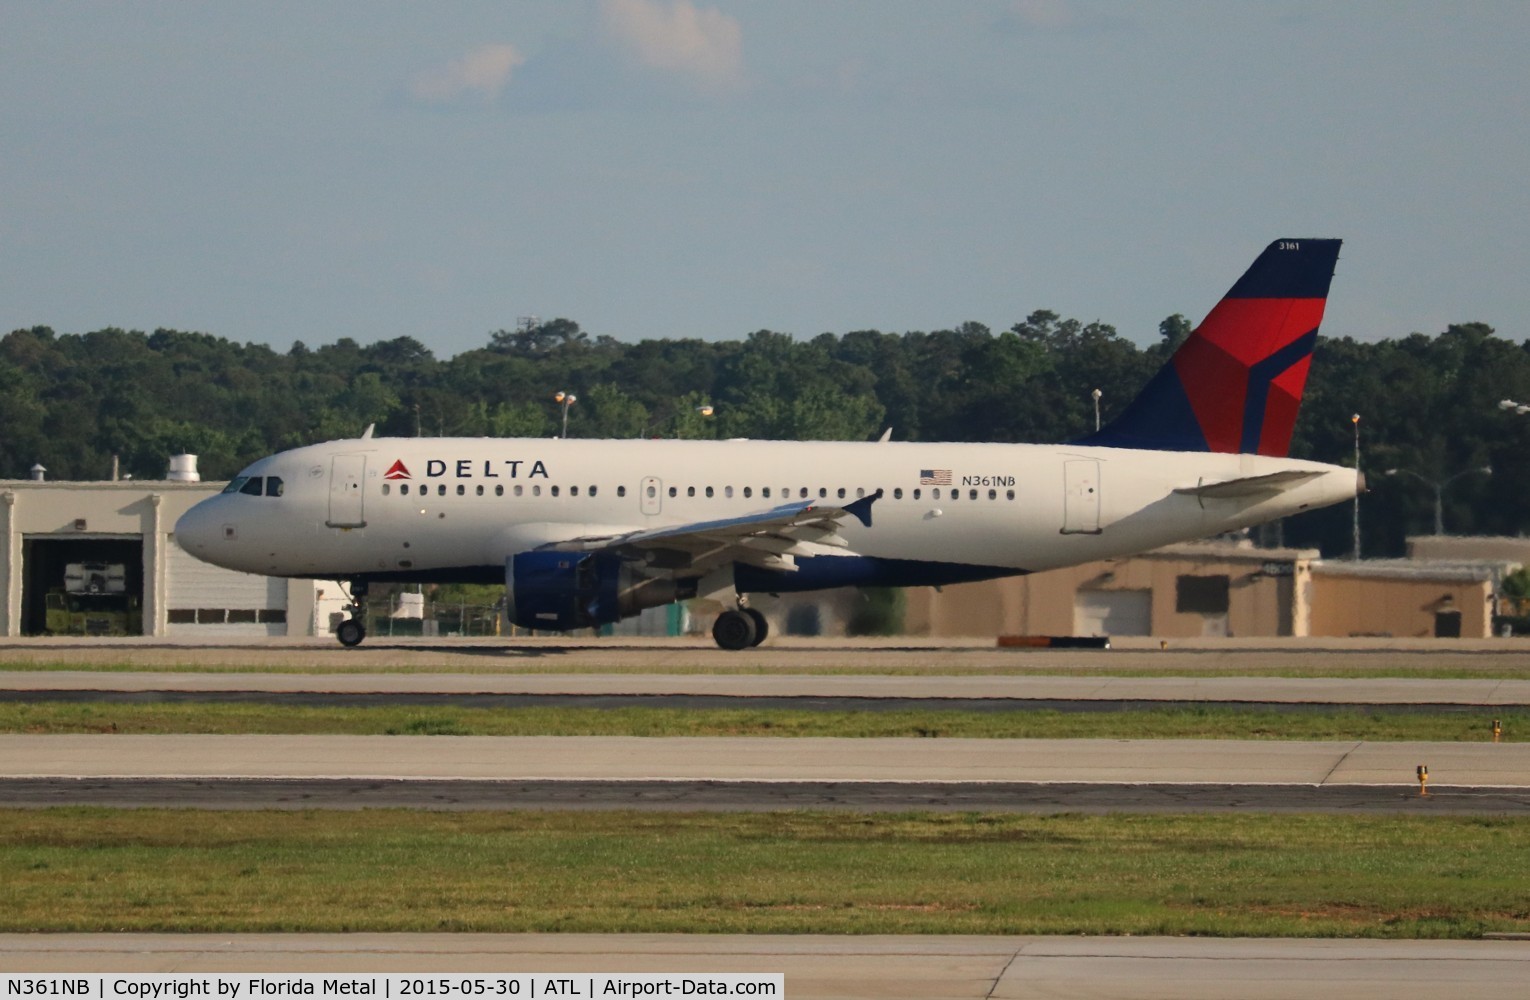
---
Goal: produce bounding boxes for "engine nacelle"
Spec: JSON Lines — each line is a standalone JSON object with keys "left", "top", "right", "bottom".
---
{"left": 505, "top": 550, "right": 690, "bottom": 631}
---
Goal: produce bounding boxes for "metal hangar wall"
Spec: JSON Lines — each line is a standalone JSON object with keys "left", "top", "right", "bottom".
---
{"left": 0, "top": 480, "right": 320, "bottom": 638}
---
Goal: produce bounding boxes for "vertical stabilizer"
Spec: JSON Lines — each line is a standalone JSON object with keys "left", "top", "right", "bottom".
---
{"left": 1083, "top": 238, "right": 1341, "bottom": 456}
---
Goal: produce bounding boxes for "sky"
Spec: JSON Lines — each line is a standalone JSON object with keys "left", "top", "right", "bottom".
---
{"left": 3, "top": 1, "right": 1528, "bottom": 357}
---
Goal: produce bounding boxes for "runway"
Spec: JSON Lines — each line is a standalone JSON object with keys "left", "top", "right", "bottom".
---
{"left": 3, "top": 734, "right": 1527, "bottom": 813}
{"left": 5, "top": 776, "right": 1528, "bottom": 813}
{"left": 4, "top": 657, "right": 1530, "bottom": 814}
{"left": 4, "top": 933, "right": 1528, "bottom": 999}
{"left": 2, "top": 634, "right": 1530, "bottom": 676}
{"left": 5, "top": 640, "right": 1528, "bottom": 997}
{"left": 6, "top": 669, "right": 1530, "bottom": 707}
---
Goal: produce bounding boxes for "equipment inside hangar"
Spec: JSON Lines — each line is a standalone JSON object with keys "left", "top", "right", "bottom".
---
{"left": 1, "top": 465, "right": 323, "bottom": 639}
{"left": 21, "top": 536, "right": 145, "bottom": 636}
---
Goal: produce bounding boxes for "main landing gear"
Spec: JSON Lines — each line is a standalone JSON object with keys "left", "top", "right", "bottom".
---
{"left": 336, "top": 580, "right": 368, "bottom": 648}
{"left": 712, "top": 599, "right": 768, "bottom": 651}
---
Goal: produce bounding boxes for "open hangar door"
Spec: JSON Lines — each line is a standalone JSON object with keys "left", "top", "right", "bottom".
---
{"left": 21, "top": 535, "right": 145, "bottom": 636}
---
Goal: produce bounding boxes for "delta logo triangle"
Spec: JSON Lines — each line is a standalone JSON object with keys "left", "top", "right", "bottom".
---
{"left": 383, "top": 459, "right": 412, "bottom": 480}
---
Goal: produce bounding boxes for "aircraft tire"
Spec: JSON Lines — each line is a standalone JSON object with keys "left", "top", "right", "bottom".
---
{"left": 743, "top": 608, "right": 769, "bottom": 646}
{"left": 336, "top": 619, "right": 366, "bottom": 648}
{"left": 712, "top": 610, "right": 757, "bottom": 651}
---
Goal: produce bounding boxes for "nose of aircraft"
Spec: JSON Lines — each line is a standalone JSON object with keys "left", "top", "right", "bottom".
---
{"left": 174, "top": 498, "right": 223, "bottom": 562}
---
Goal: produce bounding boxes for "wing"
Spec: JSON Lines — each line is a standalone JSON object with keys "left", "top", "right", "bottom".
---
{"left": 538, "top": 490, "right": 883, "bottom": 574}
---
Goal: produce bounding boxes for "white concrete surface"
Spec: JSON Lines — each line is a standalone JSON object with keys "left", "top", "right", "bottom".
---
{"left": 3, "top": 635, "right": 1530, "bottom": 676}
{"left": 2, "top": 734, "right": 1525, "bottom": 787}
{"left": 7, "top": 669, "right": 1530, "bottom": 704}
{"left": 2, "top": 934, "right": 1527, "bottom": 1000}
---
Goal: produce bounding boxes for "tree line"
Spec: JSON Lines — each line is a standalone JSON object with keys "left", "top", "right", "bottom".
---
{"left": 3, "top": 313, "right": 1526, "bottom": 559}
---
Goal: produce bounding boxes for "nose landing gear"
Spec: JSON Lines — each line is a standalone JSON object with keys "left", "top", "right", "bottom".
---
{"left": 336, "top": 580, "right": 368, "bottom": 648}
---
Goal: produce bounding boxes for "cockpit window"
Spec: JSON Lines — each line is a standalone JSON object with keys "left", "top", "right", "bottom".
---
{"left": 224, "top": 475, "right": 283, "bottom": 497}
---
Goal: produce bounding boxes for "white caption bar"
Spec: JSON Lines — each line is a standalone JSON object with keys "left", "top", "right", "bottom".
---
{"left": 3, "top": 975, "right": 783, "bottom": 1000}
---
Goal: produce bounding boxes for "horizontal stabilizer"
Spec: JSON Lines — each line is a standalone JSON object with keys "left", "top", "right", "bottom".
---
{"left": 1173, "top": 469, "right": 1323, "bottom": 500}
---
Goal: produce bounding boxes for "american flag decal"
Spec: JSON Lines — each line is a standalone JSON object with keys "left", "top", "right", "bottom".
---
{"left": 919, "top": 469, "right": 952, "bottom": 485}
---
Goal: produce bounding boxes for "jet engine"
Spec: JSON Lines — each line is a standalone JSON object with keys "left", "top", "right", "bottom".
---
{"left": 505, "top": 550, "right": 691, "bottom": 630}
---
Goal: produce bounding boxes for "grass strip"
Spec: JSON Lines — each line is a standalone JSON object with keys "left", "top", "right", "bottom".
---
{"left": 2, "top": 809, "right": 1527, "bottom": 938}
{"left": 0, "top": 701, "right": 1522, "bottom": 741}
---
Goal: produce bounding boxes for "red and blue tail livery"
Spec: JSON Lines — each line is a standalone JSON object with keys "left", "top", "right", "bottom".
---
{"left": 1084, "top": 238, "right": 1342, "bottom": 457}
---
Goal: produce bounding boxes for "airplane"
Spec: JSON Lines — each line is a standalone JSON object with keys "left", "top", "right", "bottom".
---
{"left": 175, "top": 238, "right": 1358, "bottom": 649}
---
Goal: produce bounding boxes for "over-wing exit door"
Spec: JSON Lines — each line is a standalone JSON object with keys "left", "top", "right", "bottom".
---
{"left": 640, "top": 476, "right": 663, "bottom": 516}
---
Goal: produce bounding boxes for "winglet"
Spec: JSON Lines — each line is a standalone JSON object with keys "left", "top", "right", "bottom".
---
{"left": 844, "top": 489, "right": 884, "bottom": 528}
{"left": 1080, "top": 239, "right": 1342, "bottom": 456}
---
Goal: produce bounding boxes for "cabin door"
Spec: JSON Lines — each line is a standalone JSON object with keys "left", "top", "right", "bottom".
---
{"left": 327, "top": 454, "right": 367, "bottom": 528}
{"left": 1061, "top": 460, "right": 1102, "bottom": 535}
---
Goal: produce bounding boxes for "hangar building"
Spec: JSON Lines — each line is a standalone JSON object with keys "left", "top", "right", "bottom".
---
{"left": 0, "top": 473, "right": 329, "bottom": 639}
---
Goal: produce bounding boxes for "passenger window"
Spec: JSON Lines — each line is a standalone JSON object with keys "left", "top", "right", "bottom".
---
{"left": 532, "top": 485, "right": 541, "bottom": 497}
{"left": 617, "top": 485, "right": 626, "bottom": 498}
{"left": 240, "top": 477, "right": 264, "bottom": 496}
{"left": 725, "top": 486, "right": 734, "bottom": 498}
{"left": 893, "top": 488, "right": 903, "bottom": 499}
{"left": 571, "top": 486, "right": 579, "bottom": 497}
{"left": 762, "top": 487, "right": 771, "bottom": 498}
{"left": 933, "top": 488, "right": 941, "bottom": 500}
{"left": 818, "top": 488, "right": 827, "bottom": 499}
{"left": 589, "top": 485, "right": 598, "bottom": 497}
{"left": 856, "top": 487, "right": 865, "bottom": 498}
{"left": 456, "top": 484, "right": 466, "bottom": 496}
{"left": 647, "top": 485, "right": 657, "bottom": 498}
{"left": 970, "top": 489, "right": 978, "bottom": 500}
{"left": 476, "top": 485, "right": 485, "bottom": 496}
{"left": 836, "top": 488, "right": 846, "bottom": 499}
{"left": 800, "top": 488, "right": 808, "bottom": 499}
{"left": 496, "top": 485, "right": 504, "bottom": 497}
{"left": 1006, "top": 489, "right": 1015, "bottom": 500}
{"left": 743, "top": 487, "right": 752, "bottom": 499}
{"left": 515, "top": 485, "right": 524, "bottom": 497}
{"left": 551, "top": 485, "right": 560, "bottom": 497}
{"left": 382, "top": 483, "right": 391, "bottom": 496}
{"left": 266, "top": 477, "right": 284, "bottom": 497}
{"left": 437, "top": 484, "right": 446, "bottom": 496}
{"left": 669, "top": 486, "right": 677, "bottom": 497}
{"left": 913, "top": 488, "right": 921, "bottom": 500}
{"left": 688, "top": 487, "right": 696, "bottom": 497}
{"left": 222, "top": 477, "right": 249, "bottom": 495}
{"left": 705, "top": 486, "right": 714, "bottom": 498}
{"left": 988, "top": 489, "right": 997, "bottom": 500}
{"left": 401, "top": 483, "right": 410, "bottom": 496}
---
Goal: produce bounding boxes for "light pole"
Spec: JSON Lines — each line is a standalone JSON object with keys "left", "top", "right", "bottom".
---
{"left": 1091, "top": 389, "right": 1102, "bottom": 432}
{"left": 554, "top": 391, "right": 577, "bottom": 438}
{"left": 1500, "top": 399, "right": 1530, "bottom": 415}
{"left": 1385, "top": 465, "right": 1492, "bottom": 535}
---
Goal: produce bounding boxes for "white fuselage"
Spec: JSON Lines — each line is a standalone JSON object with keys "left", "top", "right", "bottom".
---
{"left": 174, "top": 436, "right": 1359, "bottom": 588}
